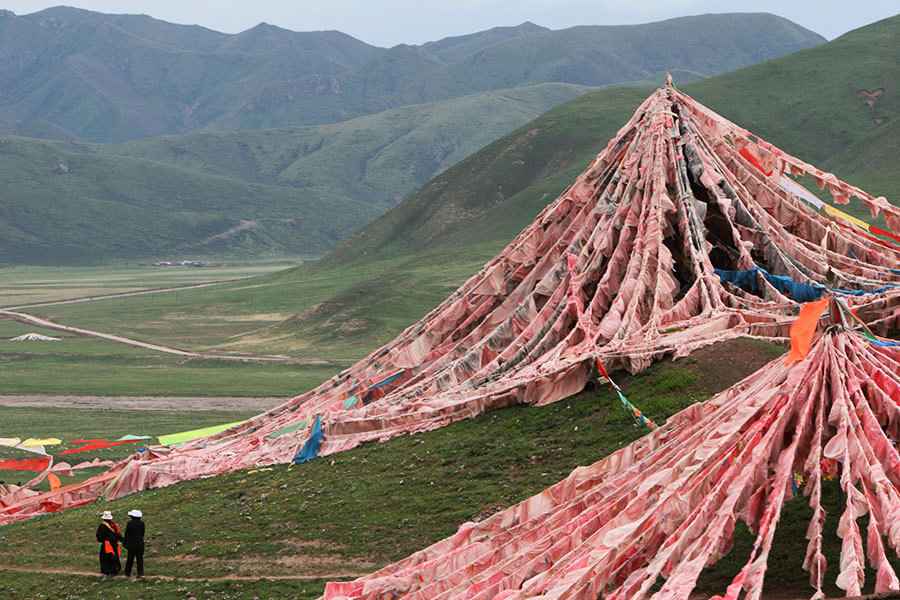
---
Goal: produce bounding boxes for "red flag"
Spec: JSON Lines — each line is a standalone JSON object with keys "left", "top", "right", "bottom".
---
{"left": 595, "top": 358, "right": 610, "bottom": 380}
{"left": 870, "top": 225, "right": 900, "bottom": 245}
{"left": 0, "top": 457, "right": 50, "bottom": 472}
{"left": 739, "top": 146, "right": 773, "bottom": 177}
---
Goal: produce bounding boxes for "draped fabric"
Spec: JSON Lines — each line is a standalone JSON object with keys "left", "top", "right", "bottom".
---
{"left": 325, "top": 330, "right": 900, "bottom": 600}
{"left": 1, "top": 84, "right": 897, "bottom": 545}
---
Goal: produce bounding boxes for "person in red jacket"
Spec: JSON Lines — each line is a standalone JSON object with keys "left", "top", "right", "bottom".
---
{"left": 96, "top": 511, "right": 122, "bottom": 576}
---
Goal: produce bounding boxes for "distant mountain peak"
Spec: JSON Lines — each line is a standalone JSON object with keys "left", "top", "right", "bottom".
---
{"left": 478, "top": 20, "right": 550, "bottom": 36}
{"left": 515, "top": 21, "right": 549, "bottom": 32}
{"left": 31, "top": 5, "right": 94, "bottom": 18}
{"left": 237, "top": 21, "right": 368, "bottom": 42}
{"left": 236, "top": 21, "right": 293, "bottom": 38}
{"left": 246, "top": 21, "right": 280, "bottom": 32}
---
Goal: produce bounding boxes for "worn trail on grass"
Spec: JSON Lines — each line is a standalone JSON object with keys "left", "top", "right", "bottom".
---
{"left": 0, "top": 395, "right": 286, "bottom": 412}
{"left": 0, "top": 564, "right": 363, "bottom": 582}
{"left": 0, "top": 309, "right": 296, "bottom": 363}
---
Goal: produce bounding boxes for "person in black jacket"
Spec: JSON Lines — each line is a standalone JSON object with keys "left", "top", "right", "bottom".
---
{"left": 124, "top": 509, "right": 145, "bottom": 577}
{"left": 96, "top": 511, "right": 122, "bottom": 576}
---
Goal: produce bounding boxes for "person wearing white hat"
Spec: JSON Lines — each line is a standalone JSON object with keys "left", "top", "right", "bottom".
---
{"left": 124, "top": 509, "right": 145, "bottom": 577}
{"left": 96, "top": 511, "right": 123, "bottom": 576}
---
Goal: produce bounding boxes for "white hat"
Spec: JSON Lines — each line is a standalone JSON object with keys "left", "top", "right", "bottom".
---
{"left": 128, "top": 509, "right": 143, "bottom": 518}
{"left": 100, "top": 511, "right": 113, "bottom": 520}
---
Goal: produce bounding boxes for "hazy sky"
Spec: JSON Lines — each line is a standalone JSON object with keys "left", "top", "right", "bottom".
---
{"left": 4, "top": 0, "right": 898, "bottom": 45}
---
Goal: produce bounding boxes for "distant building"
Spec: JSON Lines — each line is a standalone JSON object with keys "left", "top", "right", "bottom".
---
{"left": 153, "top": 260, "right": 208, "bottom": 267}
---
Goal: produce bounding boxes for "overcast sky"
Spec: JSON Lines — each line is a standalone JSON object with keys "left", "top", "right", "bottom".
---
{"left": 4, "top": 0, "right": 898, "bottom": 45}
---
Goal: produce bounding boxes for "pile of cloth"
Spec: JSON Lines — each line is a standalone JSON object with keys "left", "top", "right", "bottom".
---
{"left": 325, "top": 321, "right": 899, "bottom": 599}
{"left": 1, "top": 83, "right": 897, "bottom": 598}
{"left": 9, "top": 333, "right": 61, "bottom": 342}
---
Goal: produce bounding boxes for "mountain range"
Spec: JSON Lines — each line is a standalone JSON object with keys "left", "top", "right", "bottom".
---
{"left": 0, "top": 8, "right": 828, "bottom": 262}
{"left": 0, "top": 83, "right": 589, "bottom": 262}
{"left": 0, "top": 8, "right": 824, "bottom": 142}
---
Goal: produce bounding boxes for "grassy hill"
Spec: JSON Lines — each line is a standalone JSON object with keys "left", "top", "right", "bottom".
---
{"left": 329, "top": 87, "right": 650, "bottom": 262}
{"left": 5, "top": 339, "right": 828, "bottom": 600}
{"left": 821, "top": 118, "right": 900, "bottom": 199}
{"left": 0, "top": 84, "right": 591, "bottom": 263}
{"left": 0, "top": 8, "right": 823, "bottom": 142}
{"left": 436, "top": 13, "right": 823, "bottom": 89}
{"left": 0, "top": 135, "right": 378, "bottom": 263}
{"left": 99, "top": 83, "right": 592, "bottom": 210}
{"left": 6, "top": 339, "right": 897, "bottom": 599}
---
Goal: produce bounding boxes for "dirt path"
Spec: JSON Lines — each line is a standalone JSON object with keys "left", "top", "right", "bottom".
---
{"left": 1, "top": 278, "right": 250, "bottom": 311}
{"left": 0, "top": 309, "right": 297, "bottom": 363}
{"left": 0, "top": 564, "right": 364, "bottom": 582}
{"left": 0, "top": 395, "right": 287, "bottom": 412}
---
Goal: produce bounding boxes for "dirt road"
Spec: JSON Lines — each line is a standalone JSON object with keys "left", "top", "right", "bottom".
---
{"left": 0, "top": 309, "right": 297, "bottom": 363}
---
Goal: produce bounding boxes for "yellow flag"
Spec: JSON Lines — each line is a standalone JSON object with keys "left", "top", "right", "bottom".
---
{"left": 823, "top": 204, "right": 870, "bottom": 231}
{"left": 157, "top": 421, "right": 246, "bottom": 446}
{"left": 21, "top": 438, "right": 62, "bottom": 447}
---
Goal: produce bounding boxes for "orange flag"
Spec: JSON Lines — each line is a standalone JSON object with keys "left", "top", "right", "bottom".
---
{"left": 787, "top": 297, "right": 830, "bottom": 364}
{"left": 47, "top": 473, "right": 61, "bottom": 491}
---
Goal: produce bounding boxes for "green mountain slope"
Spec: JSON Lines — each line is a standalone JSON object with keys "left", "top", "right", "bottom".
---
{"left": 438, "top": 14, "right": 825, "bottom": 89}
{"left": 329, "top": 87, "right": 649, "bottom": 262}
{"left": 0, "top": 7, "right": 381, "bottom": 142}
{"left": 334, "top": 13, "right": 900, "bottom": 263}
{"left": 688, "top": 14, "right": 899, "bottom": 163}
{"left": 0, "top": 83, "right": 589, "bottom": 262}
{"left": 0, "top": 136, "right": 378, "bottom": 263}
{"left": 0, "top": 8, "right": 823, "bottom": 142}
{"left": 99, "top": 83, "right": 592, "bottom": 210}
{"left": 822, "top": 119, "right": 900, "bottom": 198}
